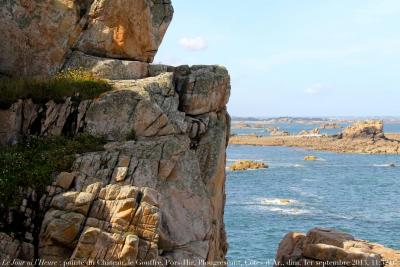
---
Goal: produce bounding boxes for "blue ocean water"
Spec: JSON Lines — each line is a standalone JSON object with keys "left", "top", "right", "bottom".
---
{"left": 225, "top": 145, "right": 400, "bottom": 265}
{"left": 231, "top": 123, "right": 400, "bottom": 136}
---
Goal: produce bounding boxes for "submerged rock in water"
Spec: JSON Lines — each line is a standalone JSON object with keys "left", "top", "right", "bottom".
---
{"left": 275, "top": 228, "right": 400, "bottom": 267}
{"left": 304, "top": 155, "right": 318, "bottom": 161}
{"left": 228, "top": 160, "right": 268, "bottom": 171}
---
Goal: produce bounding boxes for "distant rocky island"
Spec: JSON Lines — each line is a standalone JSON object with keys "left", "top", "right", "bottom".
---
{"left": 231, "top": 116, "right": 400, "bottom": 129}
{"left": 231, "top": 120, "right": 400, "bottom": 154}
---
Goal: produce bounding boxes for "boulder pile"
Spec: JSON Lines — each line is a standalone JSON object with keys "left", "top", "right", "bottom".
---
{"left": 275, "top": 228, "right": 400, "bottom": 267}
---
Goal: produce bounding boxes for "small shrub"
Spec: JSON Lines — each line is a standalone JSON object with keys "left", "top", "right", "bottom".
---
{"left": 126, "top": 129, "right": 137, "bottom": 141}
{"left": 0, "top": 69, "right": 112, "bottom": 109}
{"left": 0, "top": 134, "right": 106, "bottom": 208}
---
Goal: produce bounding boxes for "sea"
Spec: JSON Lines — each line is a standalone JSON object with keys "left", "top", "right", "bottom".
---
{"left": 225, "top": 123, "right": 400, "bottom": 266}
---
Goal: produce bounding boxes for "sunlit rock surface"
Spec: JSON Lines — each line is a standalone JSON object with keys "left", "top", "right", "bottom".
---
{"left": 0, "top": 0, "right": 173, "bottom": 76}
{"left": 275, "top": 228, "right": 400, "bottom": 267}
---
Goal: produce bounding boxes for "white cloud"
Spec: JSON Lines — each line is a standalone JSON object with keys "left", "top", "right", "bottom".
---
{"left": 305, "top": 83, "right": 324, "bottom": 95}
{"left": 178, "top": 36, "right": 207, "bottom": 51}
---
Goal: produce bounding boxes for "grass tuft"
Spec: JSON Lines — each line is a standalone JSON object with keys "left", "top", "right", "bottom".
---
{"left": 0, "top": 69, "right": 112, "bottom": 109}
{"left": 0, "top": 134, "right": 106, "bottom": 208}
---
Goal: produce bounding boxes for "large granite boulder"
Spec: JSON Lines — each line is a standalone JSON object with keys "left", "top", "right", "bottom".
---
{"left": 75, "top": 0, "right": 173, "bottom": 63}
{"left": 174, "top": 65, "right": 231, "bottom": 115}
{"left": 275, "top": 228, "right": 400, "bottom": 267}
{"left": 342, "top": 120, "right": 384, "bottom": 139}
{"left": 0, "top": 0, "right": 173, "bottom": 76}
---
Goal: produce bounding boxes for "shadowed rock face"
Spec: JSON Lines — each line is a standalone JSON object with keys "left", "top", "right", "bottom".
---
{"left": 275, "top": 228, "right": 400, "bottom": 267}
{"left": 0, "top": 0, "right": 173, "bottom": 76}
{"left": 0, "top": 65, "right": 231, "bottom": 266}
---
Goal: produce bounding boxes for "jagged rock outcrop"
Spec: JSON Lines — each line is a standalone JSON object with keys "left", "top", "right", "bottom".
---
{"left": 228, "top": 160, "right": 267, "bottom": 171}
{"left": 275, "top": 228, "right": 400, "bottom": 267}
{"left": 267, "top": 127, "right": 290, "bottom": 136}
{"left": 320, "top": 123, "right": 341, "bottom": 129}
{"left": 0, "top": 0, "right": 173, "bottom": 76}
{"left": 341, "top": 120, "right": 384, "bottom": 139}
{"left": 0, "top": 65, "right": 231, "bottom": 266}
{"left": 298, "top": 128, "right": 320, "bottom": 136}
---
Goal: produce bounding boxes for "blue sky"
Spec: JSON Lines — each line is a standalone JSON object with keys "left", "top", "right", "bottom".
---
{"left": 155, "top": 0, "right": 400, "bottom": 117}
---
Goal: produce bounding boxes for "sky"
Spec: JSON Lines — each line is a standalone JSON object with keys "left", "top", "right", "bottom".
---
{"left": 155, "top": 0, "right": 400, "bottom": 117}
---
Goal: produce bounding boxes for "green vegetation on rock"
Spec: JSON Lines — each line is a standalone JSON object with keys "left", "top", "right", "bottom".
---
{"left": 0, "top": 134, "right": 106, "bottom": 208}
{"left": 0, "top": 69, "right": 112, "bottom": 109}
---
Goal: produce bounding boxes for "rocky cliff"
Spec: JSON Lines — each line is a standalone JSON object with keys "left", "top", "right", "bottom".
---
{"left": 0, "top": 68, "right": 231, "bottom": 266}
{"left": 0, "top": 1, "right": 231, "bottom": 266}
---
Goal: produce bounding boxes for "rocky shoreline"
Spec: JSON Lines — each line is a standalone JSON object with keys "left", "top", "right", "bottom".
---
{"left": 230, "top": 121, "right": 400, "bottom": 154}
{"left": 275, "top": 228, "right": 400, "bottom": 267}
{"left": 230, "top": 134, "right": 400, "bottom": 154}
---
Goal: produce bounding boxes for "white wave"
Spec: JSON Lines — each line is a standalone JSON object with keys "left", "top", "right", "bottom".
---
{"left": 273, "top": 163, "right": 304, "bottom": 168}
{"left": 330, "top": 213, "right": 355, "bottom": 220}
{"left": 261, "top": 198, "right": 298, "bottom": 206}
{"left": 226, "top": 158, "right": 265, "bottom": 162}
{"left": 293, "top": 164, "right": 304, "bottom": 168}
{"left": 373, "top": 163, "right": 396, "bottom": 167}
{"left": 264, "top": 206, "right": 312, "bottom": 215}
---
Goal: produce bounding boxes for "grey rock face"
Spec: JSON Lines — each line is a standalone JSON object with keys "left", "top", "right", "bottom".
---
{"left": 174, "top": 65, "right": 231, "bottom": 115}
